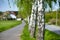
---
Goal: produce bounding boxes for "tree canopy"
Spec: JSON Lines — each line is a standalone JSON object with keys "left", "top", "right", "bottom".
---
{"left": 45, "top": 0, "right": 57, "bottom": 8}
{"left": 15, "top": 0, "right": 59, "bottom": 18}
{"left": 15, "top": 0, "right": 34, "bottom": 18}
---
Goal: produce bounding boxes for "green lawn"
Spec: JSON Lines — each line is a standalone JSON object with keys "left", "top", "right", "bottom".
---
{"left": 21, "top": 24, "right": 60, "bottom": 40}
{"left": 44, "top": 30, "right": 60, "bottom": 40}
{"left": 0, "top": 20, "right": 22, "bottom": 32}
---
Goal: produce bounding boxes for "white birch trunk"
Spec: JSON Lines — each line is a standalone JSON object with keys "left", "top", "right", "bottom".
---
{"left": 29, "top": 3, "right": 36, "bottom": 37}
{"left": 37, "top": 0, "right": 44, "bottom": 40}
{"left": 29, "top": 0, "right": 44, "bottom": 40}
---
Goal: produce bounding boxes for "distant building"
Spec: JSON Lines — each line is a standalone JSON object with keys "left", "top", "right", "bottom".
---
{"left": 7, "top": 11, "right": 18, "bottom": 20}
{"left": 0, "top": 11, "right": 18, "bottom": 20}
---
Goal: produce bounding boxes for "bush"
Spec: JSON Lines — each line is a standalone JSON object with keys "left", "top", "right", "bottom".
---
{"left": 57, "top": 20, "right": 60, "bottom": 26}
{"left": 45, "top": 11, "right": 56, "bottom": 23}
{"left": 48, "top": 19, "right": 56, "bottom": 25}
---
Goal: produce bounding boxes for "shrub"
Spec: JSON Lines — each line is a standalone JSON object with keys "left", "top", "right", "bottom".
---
{"left": 48, "top": 19, "right": 56, "bottom": 25}
{"left": 57, "top": 20, "right": 60, "bottom": 26}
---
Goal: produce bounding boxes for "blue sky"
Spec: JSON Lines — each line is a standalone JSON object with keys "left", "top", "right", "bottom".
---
{"left": 0, "top": 0, "right": 18, "bottom": 12}
{"left": 0, "top": 0, "right": 59, "bottom": 12}
{"left": 46, "top": 0, "right": 59, "bottom": 11}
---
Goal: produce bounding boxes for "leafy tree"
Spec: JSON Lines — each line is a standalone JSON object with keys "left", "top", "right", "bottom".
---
{"left": 15, "top": 0, "right": 34, "bottom": 18}
{"left": 0, "top": 11, "right": 3, "bottom": 15}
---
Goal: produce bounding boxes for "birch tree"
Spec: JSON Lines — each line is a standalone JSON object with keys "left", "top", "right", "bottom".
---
{"left": 14, "top": 0, "right": 58, "bottom": 40}
{"left": 28, "top": 0, "right": 58, "bottom": 40}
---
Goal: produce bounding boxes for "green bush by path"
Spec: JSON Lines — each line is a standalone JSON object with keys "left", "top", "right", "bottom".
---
{"left": 44, "top": 29, "right": 60, "bottom": 40}
{"left": 0, "top": 20, "right": 22, "bottom": 32}
{"left": 21, "top": 24, "right": 35, "bottom": 40}
{"left": 45, "top": 11, "right": 60, "bottom": 26}
{"left": 45, "top": 11, "right": 56, "bottom": 23}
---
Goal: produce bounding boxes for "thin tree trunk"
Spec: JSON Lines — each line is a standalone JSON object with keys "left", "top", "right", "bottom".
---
{"left": 33, "top": 0, "right": 38, "bottom": 38}
{"left": 56, "top": 10, "right": 58, "bottom": 25}
{"left": 8, "top": 0, "right": 11, "bottom": 8}
{"left": 29, "top": 3, "right": 36, "bottom": 37}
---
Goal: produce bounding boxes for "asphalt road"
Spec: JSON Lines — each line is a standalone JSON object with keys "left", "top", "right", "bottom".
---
{"left": 0, "top": 21, "right": 26, "bottom": 40}
{"left": 45, "top": 24, "right": 60, "bottom": 35}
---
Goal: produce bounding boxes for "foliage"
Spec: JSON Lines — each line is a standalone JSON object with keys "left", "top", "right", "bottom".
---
{"left": 15, "top": 0, "right": 34, "bottom": 18}
{"left": 21, "top": 23, "right": 36, "bottom": 40}
{"left": 0, "top": 20, "right": 21, "bottom": 32}
{"left": 8, "top": 0, "right": 11, "bottom": 8}
{"left": 45, "top": 11, "right": 56, "bottom": 22}
{"left": 45, "top": 11, "right": 60, "bottom": 26}
{"left": 58, "top": 11, "right": 60, "bottom": 19}
{"left": 0, "top": 11, "right": 3, "bottom": 15}
{"left": 49, "top": 19, "right": 56, "bottom": 24}
{"left": 44, "top": 29, "right": 60, "bottom": 40}
{"left": 44, "top": 0, "right": 57, "bottom": 8}
{"left": 0, "top": 11, "right": 3, "bottom": 20}
{"left": 57, "top": 20, "right": 60, "bottom": 26}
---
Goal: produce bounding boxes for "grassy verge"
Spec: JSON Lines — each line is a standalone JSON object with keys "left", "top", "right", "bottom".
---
{"left": 21, "top": 24, "right": 35, "bottom": 40}
{"left": 0, "top": 20, "right": 22, "bottom": 32}
{"left": 44, "top": 29, "right": 60, "bottom": 40}
{"left": 21, "top": 23, "right": 60, "bottom": 40}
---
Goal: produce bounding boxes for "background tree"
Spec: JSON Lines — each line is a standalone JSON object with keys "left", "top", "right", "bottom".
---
{"left": 0, "top": 11, "right": 3, "bottom": 15}
{"left": 15, "top": 0, "right": 34, "bottom": 18}
{"left": 0, "top": 11, "right": 3, "bottom": 20}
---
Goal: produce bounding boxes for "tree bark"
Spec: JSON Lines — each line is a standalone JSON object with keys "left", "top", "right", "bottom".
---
{"left": 29, "top": 3, "right": 36, "bottom": 37}
{"left": 29, "top": 0, "right": 44, "bottom": 40}
{"left": 37, "top": 0, "right": 44, "bottom": 40}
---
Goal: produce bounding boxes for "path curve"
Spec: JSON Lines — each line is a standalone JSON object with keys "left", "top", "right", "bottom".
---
{"left": 45, "top": 24, "right": 60, "bottom": 35}
{"left": 0, "top": 21, "right": 26, "bottom": 40}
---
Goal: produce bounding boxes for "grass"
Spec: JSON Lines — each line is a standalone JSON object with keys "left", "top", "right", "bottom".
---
{"left": 44, "top": 29, "right": 60, "bottom": 40}
{"left": 21, "top": 24, "right": 60, "bottom": 40}
{"left": 21, "top": 18, "right": 60, "bottom": 40}
{"left": 21, "top": 23, "right": 35, "bottom": 40}
{"left": 0, "top": 20, "right": 22, "bottom": 32}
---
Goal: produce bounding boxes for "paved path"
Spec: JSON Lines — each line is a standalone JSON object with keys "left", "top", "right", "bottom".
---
{"left": 0, "top": 21, "right": 26, "bottom": 40}
{"left": 45, "top": 24, "right": 60, "bottom": 35}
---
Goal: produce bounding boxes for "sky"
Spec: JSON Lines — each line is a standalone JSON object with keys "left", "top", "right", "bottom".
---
{"left": 0, "top": 0, "right": 59, "bottom": 12}
{"left": 45, "top": 0, "right": 59, "bottom": 11}
{"left": 0, "top": 0, "right": 18, "bottom": 12}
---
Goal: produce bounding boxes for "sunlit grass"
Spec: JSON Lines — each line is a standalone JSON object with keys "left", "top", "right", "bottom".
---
{"left": 0, "top": 20, "right": 22, "bottom": 32}
{"left": 44, "top": 29, "right": 60, "bottom": 40}
{"left": 21, "top": 24, "right": 60, "bottom": 40}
